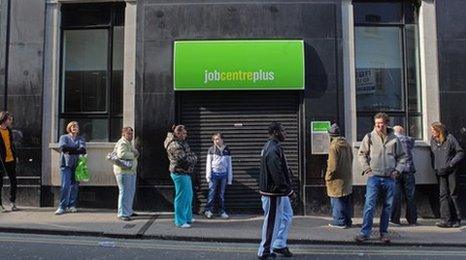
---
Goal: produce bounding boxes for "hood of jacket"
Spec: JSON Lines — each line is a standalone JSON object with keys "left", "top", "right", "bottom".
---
{"left": 331, "top": 136, "right": 350, "bottom": 149}
{"left": 164, "top": 132, "right": 176, "bottom": 149}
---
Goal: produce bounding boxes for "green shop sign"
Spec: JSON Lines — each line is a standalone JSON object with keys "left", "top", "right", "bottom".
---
{"left": 173, "top": 40, "right": 305, "bottom": 91}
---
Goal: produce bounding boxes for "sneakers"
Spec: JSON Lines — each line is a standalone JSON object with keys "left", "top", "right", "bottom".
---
{"left": 188, "top": 218, "right": 195, "bottom": 224}
{"left": 390, "top": 221, "right": 401, "bottom": 226}
{"left": 436, "top": 221, "right": 452, "bottom": 228}
{"left": 10, "top": 203, "right": 18, "bottom": 211}
{"left": 220, "top": 212, "right": 229, "bottom": 219}
{"left": 0, "top": 205, "right": 5, "bottom": 213}
{"left": 273, "top": 247, "right": 293, "bottom": 257}
{"left": 119, "top": 216, "right": 131, "bottom": 221}
{"left": 328, "top": 223, "right": 348, "bottom": 229}
{"left": 178, "top": 223, "right": 191, "bottom": 228}
{"left": 204, "top": 210, "right": 213, "bottom": 219}
{"left": 380, "top": 234, "right": 391, "bottom": 243}
{"left": 67, "top": 207, "right": 78, "bottom": 213}
{"left": 257, "top": 252, "right": 277, "bottom": 259}
{"left": 452, "top": 220, "right": 461, "bottom": 228}
{"left": 54, "top": 208, "right": 65, "bottom": 215}
{"left": 354, "top": 234, "right": 370, "bottom": 243}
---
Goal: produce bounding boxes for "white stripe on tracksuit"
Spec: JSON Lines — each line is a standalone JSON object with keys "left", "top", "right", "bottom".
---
{"left": 257, "top": 195, "right": 293, "bottom": 257}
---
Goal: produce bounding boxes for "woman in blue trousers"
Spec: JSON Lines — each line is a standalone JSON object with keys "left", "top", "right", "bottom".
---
{"left": 164, "top": 125, "right": 198, "bottom": 228}
{"left": 55, "top": 121, "right": 86, "bottom": 215}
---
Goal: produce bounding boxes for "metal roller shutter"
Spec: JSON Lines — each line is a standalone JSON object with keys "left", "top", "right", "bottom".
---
{"left": 179, "top": 91, "right": 300, "bottom": 213}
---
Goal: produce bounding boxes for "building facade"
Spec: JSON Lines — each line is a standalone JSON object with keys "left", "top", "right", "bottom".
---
{"left": 1, "top": 0, "right": 465, "bottom": 217}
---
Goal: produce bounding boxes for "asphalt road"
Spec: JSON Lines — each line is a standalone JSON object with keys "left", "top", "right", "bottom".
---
{"left": 1, "top": 232, "right": 466, "bottom": 259}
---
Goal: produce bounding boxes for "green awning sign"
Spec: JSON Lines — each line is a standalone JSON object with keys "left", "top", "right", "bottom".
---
{"left": 311, "top": 121, "right": 331, "bottom": 132}
{"left": 173, "top": 40, "right": 305, "bottom": 91}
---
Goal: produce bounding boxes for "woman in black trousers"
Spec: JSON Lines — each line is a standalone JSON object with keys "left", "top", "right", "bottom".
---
{"left": 430, "top": 122, "right": 464, "bottom": 228}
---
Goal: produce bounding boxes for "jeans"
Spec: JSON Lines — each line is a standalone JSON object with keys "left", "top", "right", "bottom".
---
{"left": 438, "top": 172, "right": 462, "bottom": 223}
{"left": 115, "top": 173, "right": 136, "bottom": 217}
{"left": 171, "top": 173, "right": 193, "bottom": 226}
{"left": 257, "top": 196, "right": 293, "bottom": 257}
{"left": 391, "top": 173, "right": 417, "bottom": 224}
{"left": 0, "top": 161, "right": 17, "bottom": 204}
{"left": 360, "top": 176, "right": 395, "bottom": 238}
{"left": 330, "top": 195, "right": 352, "bottom": 227}
{"left": 205, "top": 174, "right": 228, "bottom": 213}
{"left": 58, "top": 166, "right": 79, "bottom": 210}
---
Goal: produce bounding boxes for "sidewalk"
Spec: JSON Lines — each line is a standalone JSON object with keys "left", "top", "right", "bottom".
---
{"left": 0, "top": 207, "right": 465, "bottom": 246}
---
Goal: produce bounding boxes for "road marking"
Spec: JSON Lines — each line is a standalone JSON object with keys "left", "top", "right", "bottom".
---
{"left": 1, "top": 234, "right": 466, "bottom": 256}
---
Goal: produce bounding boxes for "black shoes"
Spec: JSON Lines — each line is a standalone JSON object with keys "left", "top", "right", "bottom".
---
{"left": 257, "top": 252, "right": 276, "bottom": 259}
{"left": 273, "top": 247, "right": 293, "bottom": 257}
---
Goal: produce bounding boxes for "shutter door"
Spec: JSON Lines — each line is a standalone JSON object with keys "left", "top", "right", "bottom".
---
{"left": 179, "top": 91, "right": 300, "bottom": 213}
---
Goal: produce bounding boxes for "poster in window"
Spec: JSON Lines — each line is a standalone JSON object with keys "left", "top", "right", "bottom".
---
{"left": 356, "top": 69, "right": 376, "bottom": 95}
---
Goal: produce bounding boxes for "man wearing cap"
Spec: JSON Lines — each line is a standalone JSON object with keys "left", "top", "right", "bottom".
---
{"left": 325, "top": 123, "right": 353, "bottom": 229}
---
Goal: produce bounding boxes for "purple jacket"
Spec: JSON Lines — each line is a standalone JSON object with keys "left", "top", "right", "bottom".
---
{"left": 396, "top": 134, "right": 416, "bottom": 174}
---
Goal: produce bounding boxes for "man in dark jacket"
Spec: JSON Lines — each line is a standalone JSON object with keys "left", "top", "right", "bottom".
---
{"left": 0, "top": 111, "right": 18, "bottom": 212}
{"left": 257, "top": 122, "right": 295, "bottom": 259}
{"left": 390, "top": 125, "right": 417, "bottom": 226}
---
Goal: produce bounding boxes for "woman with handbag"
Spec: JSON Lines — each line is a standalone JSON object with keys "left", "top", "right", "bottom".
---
{"left": 431, "top": 122, "right": 464, "bottom": 228}
{"left": 164, "top": 125, "right": 198, "bottom": 228}
{"left": 113, "top": 127, "right": 139, "bottom": 221}
{"left": 55, "top": 121, "right": 86, "bottom": 215}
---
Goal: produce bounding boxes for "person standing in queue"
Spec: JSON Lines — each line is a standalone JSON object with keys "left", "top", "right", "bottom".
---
{"left": 257, "top": 122, "right": 295, "bottom": 259}
{"left": 164, "top": 125, "right": 198, "bottom": 228}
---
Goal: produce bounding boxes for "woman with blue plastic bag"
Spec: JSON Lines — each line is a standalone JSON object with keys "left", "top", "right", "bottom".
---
{"left": 55, "top": 121, "right": 86, "bottom": 215}
{"left": 113, "top": 127, "right": 139, "bottom": 221}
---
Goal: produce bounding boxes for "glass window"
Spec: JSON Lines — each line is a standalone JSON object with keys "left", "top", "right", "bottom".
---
{"left": 354, "top": 1, "right": 422, "bottom": 140}
{"left": 60, "top": 3, "right": 125, "bottom": 142}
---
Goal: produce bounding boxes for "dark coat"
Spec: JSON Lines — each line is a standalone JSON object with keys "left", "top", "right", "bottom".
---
{"left": 430, "top": 133, "right": 464, "bottom": 176}
{"left": 259, "top": 137, "right": 293, "bottom": 196}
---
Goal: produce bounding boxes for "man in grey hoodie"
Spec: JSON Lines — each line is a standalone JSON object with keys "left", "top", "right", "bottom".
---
{"left": 355, "top": 113, "right": 406, "bottom": 243}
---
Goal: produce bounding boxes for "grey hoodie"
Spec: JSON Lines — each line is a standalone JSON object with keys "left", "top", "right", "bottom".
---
{"left": 358, "top": 128, "right": 406, "bottom": 177}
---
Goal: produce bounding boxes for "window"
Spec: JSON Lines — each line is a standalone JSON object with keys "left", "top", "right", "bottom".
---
{"left": 60, "top": 3, "right": 125, "bottom": 142}
{"left": 354, "top": 1, "right": 422, "bottom": 140}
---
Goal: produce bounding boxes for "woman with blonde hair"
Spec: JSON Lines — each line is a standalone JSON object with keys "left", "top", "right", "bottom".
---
{"left": 430, "top": 122, "right": 464, "bottom": 227}
{"left": 113, "top": 127, "right": 139, "bottom": 221}
{"left": 164, "top": 125, "right": 198, "bottom": 228}
{"left": 55, "top": 121, "right": 86, "bottom": 215}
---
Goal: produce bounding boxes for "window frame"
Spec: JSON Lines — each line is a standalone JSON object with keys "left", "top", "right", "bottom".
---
{"left": 58, "top": 3, "right": 124, "bottom": 142}
{"left": 353, "top": 0, "right": 422, "bottom": 140}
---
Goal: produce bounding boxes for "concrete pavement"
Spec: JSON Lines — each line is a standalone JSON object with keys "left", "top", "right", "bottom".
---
{"left": 0, "top": 207, "right": 465, "bottom": 246}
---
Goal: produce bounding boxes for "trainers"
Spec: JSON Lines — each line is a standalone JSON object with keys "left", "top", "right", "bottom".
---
{"left": 67, "top": 207, "right": 78, "bottom": 213}
{"left": 390, "top": 221, "right": 401, "bottom": 226}
{"left": 178, "top": 223, "right": 191, "bottom": 228}
{"left": 380, "top": 234, "right": 391, "bottom": 243}
{"left": 354, "top": 234, "right": 369, "bottom": 243}
{"left": 257, "top": 252, "right": 277, "bottom": 259}
{"left": 188, "top": 218, "right": 195, "bottom": 224}
{"left": 0, "top": 205, "right": 5, "bottom": 213}
{"left": 220, "top": 212, "right": 229, "bottom": 219}
{"left": 273, "top": 247, "right": 293, "bottom": 257}
{"left": 54, "top": 208, "right": 65, "bottom": 215}
{"left": 204, "top": 210, "right": 213, "bottom": 219}
{"left": 328, "top": 223, "right": 348, "bottom": 229}
{"left": 119, "top": 216, "right": 131, "bottom": 221}
{"left": 436, "top": 221, "right": 452, "bottom": 228}
{"left": 10, "top": 203, "right": 18, "bottom": 211}
{"left": 452, "top": 220, "right": 461, "bottom": 228}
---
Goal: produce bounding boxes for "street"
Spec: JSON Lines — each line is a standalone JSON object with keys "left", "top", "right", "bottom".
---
{"left": 1, "top": 232, "right": 466, "bottom": 260}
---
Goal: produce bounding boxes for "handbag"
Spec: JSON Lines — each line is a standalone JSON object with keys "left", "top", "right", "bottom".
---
{"left": 75, "top": 155, "right": 90, "bottom": 182}
{"left": 106, "top": 151, "right": 133, "bottom": 170}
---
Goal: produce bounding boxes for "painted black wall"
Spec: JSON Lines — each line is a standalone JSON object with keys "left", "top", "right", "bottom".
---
{"left": 436, "top": 0, "right": 466, "bottom": 217}
{"left": 135, "top": 0, "right": 343, "bottom": 213}
{"left": 0, "top": 0, "right": 44, "bottom": 206}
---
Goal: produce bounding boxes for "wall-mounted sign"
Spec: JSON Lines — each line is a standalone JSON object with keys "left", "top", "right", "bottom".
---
{"left": 311, "top": 121, "right": 331, "bottom": 154}
{"left": 173, "top": 40, "right": 305, "bottom": 91}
